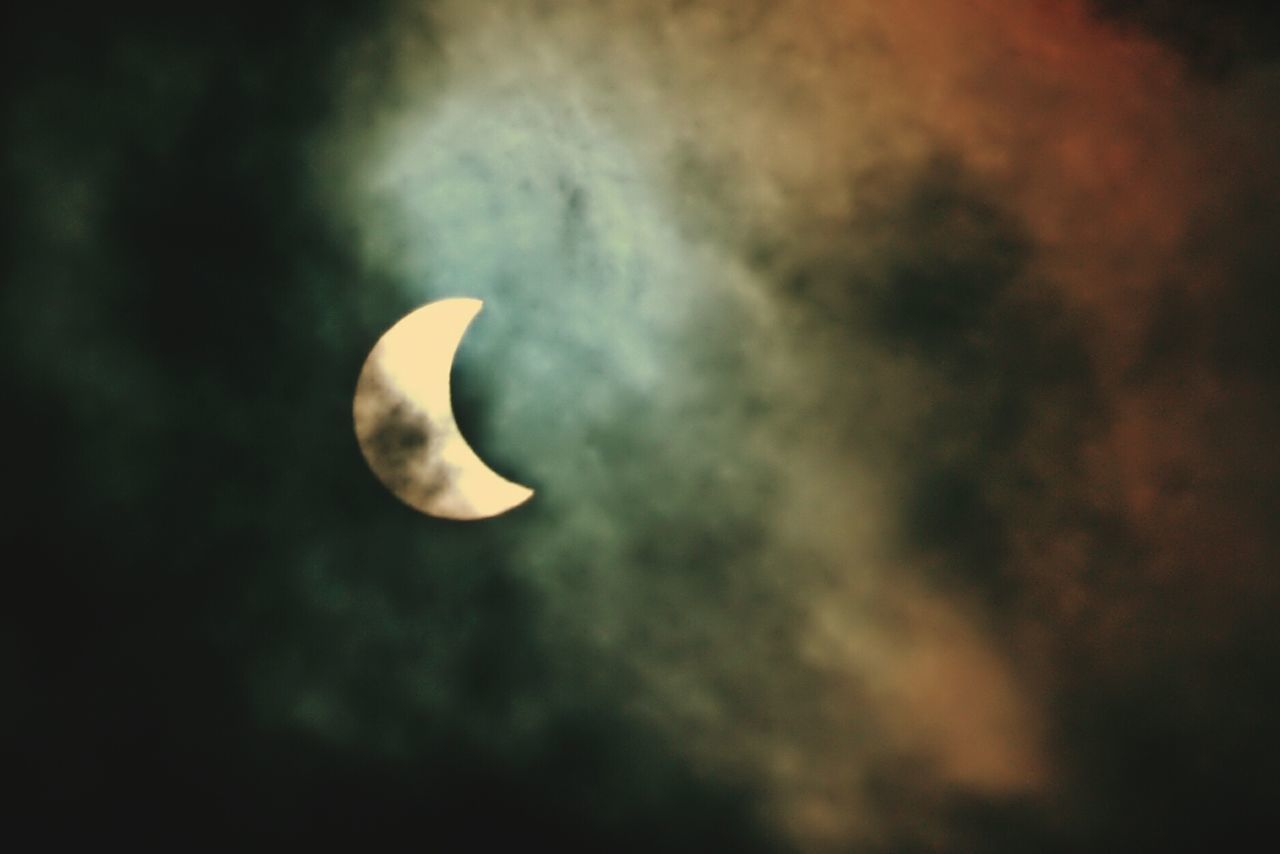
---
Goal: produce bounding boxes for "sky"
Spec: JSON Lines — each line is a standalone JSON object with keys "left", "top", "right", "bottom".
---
{"left": 5, "top": 1, "right": 1280, "bottom": 849}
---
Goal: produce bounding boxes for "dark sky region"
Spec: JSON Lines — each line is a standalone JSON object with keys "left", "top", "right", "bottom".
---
{"left": 5, "top": 1, "right": 1279, "bottom": 850}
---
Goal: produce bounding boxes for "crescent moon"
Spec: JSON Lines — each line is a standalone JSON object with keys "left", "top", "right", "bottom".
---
{"left": 353, "top": 298, "right": 534, "bottom": 520}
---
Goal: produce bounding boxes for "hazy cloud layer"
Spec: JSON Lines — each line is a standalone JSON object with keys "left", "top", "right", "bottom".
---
{"left": 319, "top": 0, "right": 1280, "bottom": 847}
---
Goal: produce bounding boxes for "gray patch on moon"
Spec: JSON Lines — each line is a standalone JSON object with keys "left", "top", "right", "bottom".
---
{"left": 354, "top": 361, "right": 449, "bottom": 508}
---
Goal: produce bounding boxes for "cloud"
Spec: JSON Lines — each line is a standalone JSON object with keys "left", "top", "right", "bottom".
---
{"left": 316, "top": 0, "right": 1280, "bottom": 848}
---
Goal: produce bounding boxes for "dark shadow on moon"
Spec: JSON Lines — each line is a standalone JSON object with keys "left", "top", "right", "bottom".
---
{"left": 355, "top": 362, "right": 450, "bottom": 508}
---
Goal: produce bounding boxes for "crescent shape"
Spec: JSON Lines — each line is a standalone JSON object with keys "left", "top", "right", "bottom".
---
{"left": 353, "top": 298, "right": 534, "bottom": 520}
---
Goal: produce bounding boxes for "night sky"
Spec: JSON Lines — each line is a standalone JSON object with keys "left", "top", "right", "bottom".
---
{"left": 6, "top": 1, "right": 1280, "bottom": 850}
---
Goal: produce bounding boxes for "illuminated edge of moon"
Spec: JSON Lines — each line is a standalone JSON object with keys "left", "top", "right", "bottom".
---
{"left": 353, "top": 297, "right": 534, "bottom": 520}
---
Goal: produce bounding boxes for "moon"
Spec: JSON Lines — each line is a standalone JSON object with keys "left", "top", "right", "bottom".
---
{"left": 353, "top": 298, "right": 534, "bottom": 520}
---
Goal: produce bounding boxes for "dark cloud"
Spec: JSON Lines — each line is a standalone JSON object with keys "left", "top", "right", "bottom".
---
{"left": 1090, "top": 0, "right": 1280, "bottom": 77}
